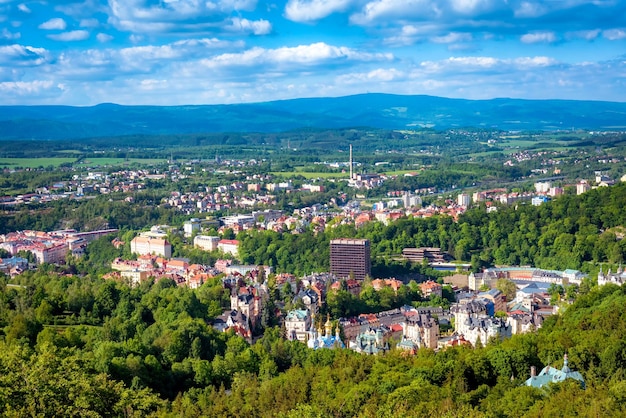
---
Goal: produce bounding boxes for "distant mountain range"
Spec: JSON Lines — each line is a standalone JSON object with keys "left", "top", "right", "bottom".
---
{"left": 1, "top": 94, "right": 626, "bottom": 140}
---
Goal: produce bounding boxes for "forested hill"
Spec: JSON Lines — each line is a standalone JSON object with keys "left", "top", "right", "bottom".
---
{"left": 1, "top": 270, "right": 626, "bottom": 416}
{"left": 2, "top": 94, "right": 626, "bottom": 140}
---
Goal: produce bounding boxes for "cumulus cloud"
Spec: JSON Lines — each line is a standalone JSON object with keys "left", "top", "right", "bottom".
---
{"left": 565, "top": 29, "right": 600, "bottom": 41}
{"left": 226, "top": 18, "right": 272, "bottom": 35}
{"left": 431, "top": 32, "right": 472, "bottom": 43}
{"left": 17, "top": 3, "right": 30, "bottom": 13}
{"left": 337, "top": 67, "right": 404, "bottom": 84}
{"left": 96, "top": 33, "right": 113, "bottom": 42}
{"left": 80, "top": 18, "right": 100, "bottom": 28}
{"left": 0, "top": 28, "right": 20, "bottom": 40}
{"left": 108, "top": 0, "right": 260, "bottom": 34}
{"left": 514, "top": 1, "right": 547, "bottom": 18}
{"left": 384, "top": 24, "right": 441, "bottom": 46}
{"left": 449, "top": 0, "right": 496, "bottom": 15}
{"left": 419, "top": 55, "right": 558, "bottom": 74}
{"left": 201, "top": 42, "right": 393, "bottom": 69}
{"left": 350, "top": 0, "right": 438, "bottom": 26}
{"left": 0, "top": 44, "right": 50, "bottom": 66}
{"left": 603, "top": 28, "right": 626, "bottom": 40}
{"left": 521, "top": 31, "right": 557, "bottom": 43}
{"left": 48, "top": 30, "right": 90, "bottom": 41}
{"left": 0, "top": 80, "right": 55, "bottom": 95}
{"left": 39, "top": 18, "right": 67, "bottom": 30}
{"left": 56, "top": 0, "right": 105, "bottom": 18}
{"left": 284, "top": 0, "right": 354, "bottom": 22}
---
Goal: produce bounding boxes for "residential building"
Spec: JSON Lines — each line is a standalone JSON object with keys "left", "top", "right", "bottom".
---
{"left": 402, "top": 313, "right": 439, "bottom": 350}
{"left": 597, "top": 265, "right": 626, "bottom": 286}
{"left": 330, "top": 238, "right": 371, "bottom": 280}
{"left": 183, "top": 218, "right": 201, "bottom": 237}
{"left": 402, "top": 247, "right": 451, "bottom": 264}
{"left": 218, "top": 239, "right": 239, "bottom": 257}
{"left": 419, "top": 280, "right": 443, "bottom": 298}
{"left": 194, "top": 235, "right": 220, "bottom": 251}
{"left": 130, "top": 236, "right": 172, "bottom": 258}
{"left": 285, "top": 309, "right": 312, "bottom": 342}
{"left": 457, "top": 193, "right": 470, "bottom": 208}
{"left": 451, "top": 300, "right": 511, "bottom": 346}
{"left": 576, "top": 180, "right": 591, "bottom": 195}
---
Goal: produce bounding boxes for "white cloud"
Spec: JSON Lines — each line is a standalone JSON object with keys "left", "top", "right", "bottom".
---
{"left": 514, "top": 1, "right": 547, "bottom": 18}
{"left": 0, "top": 80, "right": 55, "bottom": 95}
{"left": 0, "top": 44, "right": 49, "bottom": 65}
{"left": 96, "top": 33, "right": 113, "bottom": 42}
{"left": 513, "top": 56, "right": 557, "bottom": 66}
{"left": 108, "top": 0, "right": 258, "bottom": 33}
{"left": 521, "top": 31, "right": 557, "bottom": 43}
{"left": 172, "top": 38, "right": 245, "bottom": 49}
{"left": 419, "top": 55, "right": 558, "bottom": 73}
{"left": 284, "top": 0, "right": 354, "bottom": 22}
{"left": 201, "top": 42, "right": 393, "bottom": 69}
{"left": 226, "top": 17, "right": 272, "bottom": 35}
{"left": 118, "top": 44, "right": 179, "bottom": 61}
{"left": 56, "top": 0, "right": 105, "bottom": 18}
{"left": 449, "top": 0, "right": 494, "bottom": 15}
{"left": 17, "top": 3, "right": 30, "bottom": 13}
{"left": 0, "top": 28, "right": 20, "bottom": 40}
{"left": 48, "top": 30, "right": 90, "bottom": 41}
{"left": 384, "top": 24, "right": 441, "bottom": 46}
{"left": 39, "top": 18, "right": 67, "bottom": 30}
{"left": 351, "top": 0, "right": 437, "bottom": 25}
{"left": 139, "top": 78, "right": 168, "bottom": 90}
{"left": 565, "top": 29, "right": 600, "bottom": 41}
{"left": 80, "top": 18, "right": 100, "bottom": 28}
{"left": 431, "top": 32, "right": 472, "bottom": 43}
{"left": 603, "top": 28, "right": 626, "bottom": 40}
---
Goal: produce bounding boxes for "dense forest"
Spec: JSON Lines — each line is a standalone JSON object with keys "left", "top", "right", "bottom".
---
{"left": 1, "top": 265, "right": 626, "bottom": 416}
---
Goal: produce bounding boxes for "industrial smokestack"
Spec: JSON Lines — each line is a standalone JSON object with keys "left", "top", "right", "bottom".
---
{"left": 349, "top": 144, "right": 353, "bottom": 180}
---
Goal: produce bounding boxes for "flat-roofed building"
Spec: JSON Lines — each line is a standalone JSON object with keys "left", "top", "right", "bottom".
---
{"left": 131, "top": 236, "right": 172, "bottom": 258}
{"left": 330, "top": 238, "right": 371, "bottom": 280}
{"left": 194, "top": 235, "right": 220, "bottom": 251}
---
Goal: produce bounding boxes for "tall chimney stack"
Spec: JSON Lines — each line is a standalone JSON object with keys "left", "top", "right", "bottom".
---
{"left": 349, "top": 144, "right": 353, "bottom": 180}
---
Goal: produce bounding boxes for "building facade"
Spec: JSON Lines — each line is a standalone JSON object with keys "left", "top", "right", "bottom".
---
{"left": 330, "top": 238, "right": 371, "bottom": 280}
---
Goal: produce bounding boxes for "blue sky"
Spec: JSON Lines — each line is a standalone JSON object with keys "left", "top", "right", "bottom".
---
{"left": 1, "top": 0, "right": 625, "bottom": 105}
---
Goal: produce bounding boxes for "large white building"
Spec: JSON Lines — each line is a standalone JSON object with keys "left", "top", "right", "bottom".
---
{"left": 194, "top": 235, "right": 220, "bottom": 251}
{"left": 402, "top": 313, "right": 439, "bottom": 350}
{"left": 457, "top": 193, "right": 470, "bottom": 208}
{"left": 451, "top": 300, "right": 511, "bottom": 346}
{"left": 183, "top": 218, "right": 201, "bottom": 237}
{"left": 130, "top": 236, "right": 172, "bottom": 258}
{"left": 218, "top": 239, "right": 239, "bottom": 257}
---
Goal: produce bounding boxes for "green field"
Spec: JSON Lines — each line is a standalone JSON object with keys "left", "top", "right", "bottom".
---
{"left": 0, "top": 158, "right": 77, "bottom": 168}
{"left": 79, "top": 158, "right": 167, "bottom": 166}
{"left": 270, "top": 171, "right": 349, "bottom": 179}
{"left": 0, "top": 157, "right": 168, "bottom": 169}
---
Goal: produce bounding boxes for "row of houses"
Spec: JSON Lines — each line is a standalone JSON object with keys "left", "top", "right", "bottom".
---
{"left": 0, "top": 228, "right": 118, "bottom": 264}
